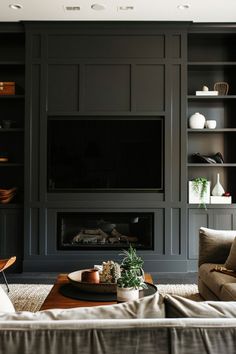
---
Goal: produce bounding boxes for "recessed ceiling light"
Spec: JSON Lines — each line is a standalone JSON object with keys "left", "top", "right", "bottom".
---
{"left": 91, "top": 4, "right": 105, "bottom": 11}
{"left": 118, "top": 6, "right": 134, "bottom": 11}
{"left": 63, "top": 6, "right": 80, "bottom": 11}
{"left": 177, "top": 4, "right": 190, "bottom": 10}
{"left": 9, "top": 3, "right": 22, "bottom": 10}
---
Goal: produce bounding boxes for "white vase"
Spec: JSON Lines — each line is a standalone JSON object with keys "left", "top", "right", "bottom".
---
{"left": 212, "top": 173, "right": 225, "bottom": 196}
{"left": 189, "top": 112, "right": 206, "bottom": 129}
{"left": 117, "top": 287, "right": 139, "bottom": 302}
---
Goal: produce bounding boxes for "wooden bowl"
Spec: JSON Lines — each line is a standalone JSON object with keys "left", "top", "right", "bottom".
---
{"left": 68, "top": 269, "right": 117, "bottom": 293}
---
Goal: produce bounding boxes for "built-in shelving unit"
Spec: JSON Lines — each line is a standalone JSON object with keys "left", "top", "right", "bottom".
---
{"left": 0, "top": 33, "right": 25, "bottom": 205}
{"left": 187, "top": 32, "right": 236, "bottom": 204}
{"left": 0, "top": 28, "right": 25, "bottom": 269}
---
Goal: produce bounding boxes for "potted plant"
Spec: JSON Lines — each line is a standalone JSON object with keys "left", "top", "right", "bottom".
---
{"left": 117, "top": 245, "right": 147, "bottom": 302}
{"left": 117, "top": 269, "right": 147, "bottom": 302}
{"left": 188, "top": 177, "right": 210, "bottom": 209}
{"left": 119, "top": 245, "right": 144, "bottom": 280}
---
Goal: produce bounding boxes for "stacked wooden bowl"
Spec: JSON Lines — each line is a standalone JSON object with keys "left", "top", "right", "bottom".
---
{"left": 0, "top": 187, "right": 17, "bottom": 204}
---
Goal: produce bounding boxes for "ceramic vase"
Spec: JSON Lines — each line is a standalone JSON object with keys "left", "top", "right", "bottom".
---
{"left": 212, "top": 173, "right": 225, "bottom": 196}
{"left": 189, "top": 112, "right": 206, "bottom": 129}
{"left": 81, "top": 269, "right": 100, "bottom": 283}
{"left": 117, "top": 287, "right": 139, "bottom": 302}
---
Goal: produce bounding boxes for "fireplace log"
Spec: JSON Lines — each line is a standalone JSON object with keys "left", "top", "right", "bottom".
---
{"left": 72, "top": 228, "right": 109, "bottom": 244}
{"left": 83, "top": 229, "right": 101, "bottom": 235}
{"left": 72, "top": 231, "right": 108, "bottom": 244}
{"left": 108, "top": 236, "right": 120, "bottom": 244}
{"left": 111, "top": 228, "right": 138, "bottom": 243}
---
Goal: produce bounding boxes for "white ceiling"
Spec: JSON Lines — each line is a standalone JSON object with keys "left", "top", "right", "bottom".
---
{"left": 1, "top": 0, "right": 236, "bottom": 23}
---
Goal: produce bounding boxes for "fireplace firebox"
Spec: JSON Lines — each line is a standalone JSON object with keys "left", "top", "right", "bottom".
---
{"left": 57, "top": 212, "right": 154, "bottom": 250}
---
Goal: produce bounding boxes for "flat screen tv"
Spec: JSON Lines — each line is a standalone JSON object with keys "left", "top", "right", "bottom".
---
{"left": 47, "top": 118, "right": 163, "bottom": 191}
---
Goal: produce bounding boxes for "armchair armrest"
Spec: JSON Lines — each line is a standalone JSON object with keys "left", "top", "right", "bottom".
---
{"left": 198, "top": 227, "right": 236, "bottom": 267}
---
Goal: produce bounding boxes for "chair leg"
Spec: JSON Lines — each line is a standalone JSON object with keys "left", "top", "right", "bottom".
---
{"left": 2, "top": 271, "right": 10, "bottom": 293}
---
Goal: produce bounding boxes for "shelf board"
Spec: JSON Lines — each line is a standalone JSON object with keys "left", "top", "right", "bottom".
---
{"left": 188, "top": 62, "right": 236, "bottom": 67}
{"left": 0, "top": 163, "right": 23, "bottom": 167}
{"left": 0, "top": 61, "right": 25, "bottom": 66}
{"left": 187, "top": 128, "right": 236, "bottom": 133}
{"left": 187, "top": 204, "right": 236, "bottom": 209}
{"left": 47, "top": 111, "right": 166, "bottom": 118}
{"left": 0, "top": 128, "right": 24, "bottom": 132}
{"left": 188, "top": 163, "right": 236, "bottom": 167}
{"left": 0, "top": 95, "right": 24, "bottom": 99}
{"left": 188, "top": 95, "right": 236, "bottom": 100}
{"left": 0, "top": 203, "right": 23, "bottom": 208}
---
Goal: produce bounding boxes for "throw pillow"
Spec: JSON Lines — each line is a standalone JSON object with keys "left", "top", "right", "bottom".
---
{"left": 199, "top": 227, "right": 236, "bottom": 266}
{"left": 225, "top": 236, "right": 236, "bottom": 271}
{"left": 165, "top": 294, "right": 236, "bottom": 318}
{"left": 0, "top": 286, "right": 15, "bottom": 313}
{"left": 0, "top": 293, "right": 164, "bottom": 320}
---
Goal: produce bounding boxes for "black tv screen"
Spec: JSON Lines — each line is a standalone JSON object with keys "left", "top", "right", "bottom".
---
{"left": 48, "top": 118, "right": 163, "bottom": 191}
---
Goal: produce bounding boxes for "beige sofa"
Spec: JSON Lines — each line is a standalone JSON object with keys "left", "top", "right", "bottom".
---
{"left": 1, "top": 285, "right": 236, "bottom": 354}
{"left": 198, "top": 227, "right": 236, "bottom": 300}
{"left": 1, "top": 292, "right": 236, "bottom": 354}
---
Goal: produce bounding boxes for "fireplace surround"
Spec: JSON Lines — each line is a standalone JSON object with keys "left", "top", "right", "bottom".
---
{"left": 57, "top": 212, "right": 154, "bottom": 250}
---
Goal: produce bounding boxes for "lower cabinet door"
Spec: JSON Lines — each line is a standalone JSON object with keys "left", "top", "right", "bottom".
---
{"left": 0, "top": 208, "right": 23, "bottom": 271}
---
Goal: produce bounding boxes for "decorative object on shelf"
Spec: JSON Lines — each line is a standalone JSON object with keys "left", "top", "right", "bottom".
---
{"left": 0, "top": 82, "right": 15, "bottom": 95}
{"left": 192, "top": 152, "right": 224, "bottom": 164}
{"left": 205, "top": 120, "right": 217, "bottom": 129}
{"left": 0, "top": 187, "right": 17, "bottom": 204}
{"left": 2, "top": 120, "right": 14, "bottom": 129}
{"left": 212, "top": 173, "right": 225, "bottom": 196}
{"left": 189, "top": 112, "right": 206, "bottom": 129}
{"left": 189, "top": 177, "right": 210, "bottom": 209}
{"left": 196, "top": 85, "right": 218, "bottom": 96}
{"left": 214, "top": 82, "right": 229, "bottom": 95}
{"left": 210, "top": 196, "right": 232, "bottom": 204}
{"left": 0, "top": 152, "right": 9, "bottom": 162}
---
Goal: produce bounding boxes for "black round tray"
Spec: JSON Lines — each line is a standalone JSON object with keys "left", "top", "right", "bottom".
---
{"left": 59, "top": 282, "right": 157, "bottom": 302}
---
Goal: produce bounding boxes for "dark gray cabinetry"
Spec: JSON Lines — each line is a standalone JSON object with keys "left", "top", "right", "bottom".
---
{"left": 6, "top": 22, "right": 236, "bottom": 273}
{"left": 0, "top": 207, "right": 23, "bottom": 270}
{"left": 23, "top": 23, "right": 187, "bottom": 272}
{"left": 189, "top": 207, "right": 236, "bottom": 261}
{"left": 187, "top": 31, "right": 236, "bottom": 201}
{"left": 0, "top": 25, "right": 25, "bottom": 270}
{"left": 187, "top": 29, "right": 236, "bottom": 271}
{"left": 0, "top": 28, "right": 25, "bottom": 204}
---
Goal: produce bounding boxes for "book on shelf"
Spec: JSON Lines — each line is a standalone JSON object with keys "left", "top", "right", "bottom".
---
{"left": 195, "top": 91, "right": 219, "bottom": 96}
{"left": 210, "top": 196, "right": 232, "bottom": 204}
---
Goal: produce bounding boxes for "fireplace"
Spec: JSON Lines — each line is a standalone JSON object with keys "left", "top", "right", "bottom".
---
{"left": 57, "top": 212, "right": 154, "bottom": 250}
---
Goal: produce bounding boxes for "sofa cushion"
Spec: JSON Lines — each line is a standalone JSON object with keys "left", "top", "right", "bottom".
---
{"left": 0, "top": 286, "right": 15, "bottom": 313}
{"left": 0, "top": 293, "right": 164, "bottom": 320}
{"left": 199, "top": 227, "right": 236, "bottom": 266}
{"left": 199, "top": 263, "right": 236, "bottom": 299}
{"left": 165, "top": 294, "right": 236, "bottom": 318}
{"left": 221, "top": 283, "right": 236, "bottom": 301}
{"left": 198, "top": 278, "right": 220, "bottom": 300}
{"left": 225, "top": 237, "right": 236, "bottom": 271}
